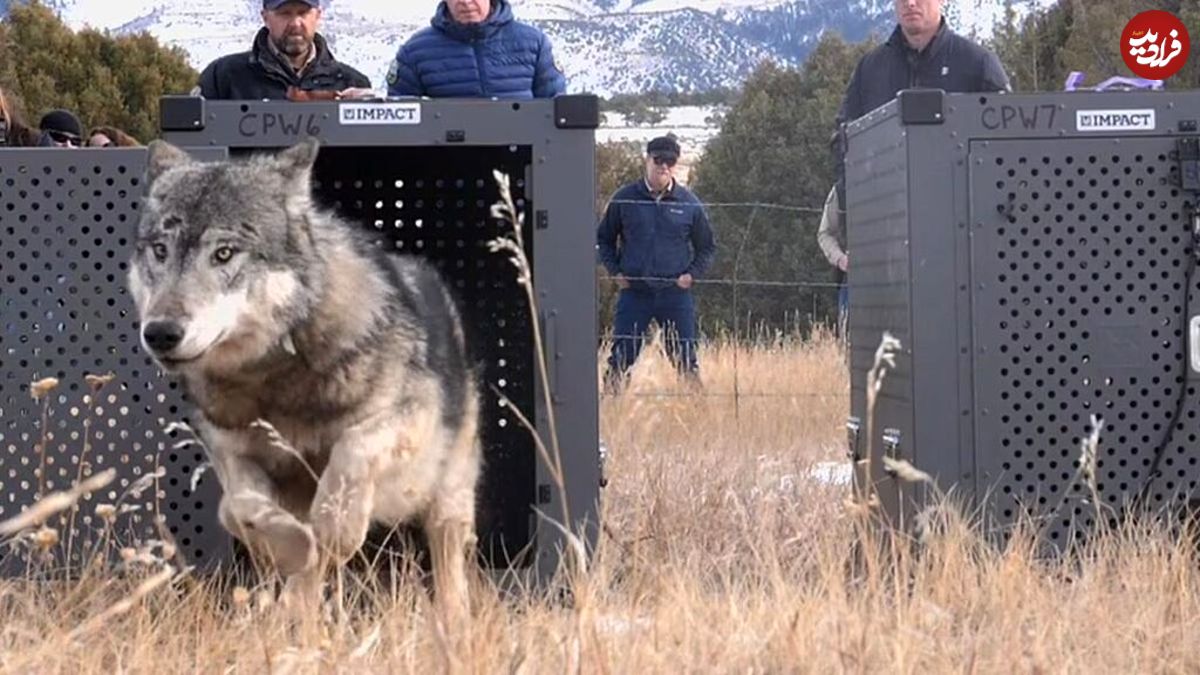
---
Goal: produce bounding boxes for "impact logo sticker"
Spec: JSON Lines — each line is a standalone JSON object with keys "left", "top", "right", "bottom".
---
{"left": 1121, "top": 10, "right": 1189, "bottom": 80}
{"left": 338, "top": 102, "right": 421, "bottom": 125}
{"left": 1076, "top": 109, "right": 1157, "bottom": 132}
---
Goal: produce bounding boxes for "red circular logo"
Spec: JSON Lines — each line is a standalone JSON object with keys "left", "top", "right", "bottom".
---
{"left": 1122, "top": 10, "right": 1190, "bottom": 80}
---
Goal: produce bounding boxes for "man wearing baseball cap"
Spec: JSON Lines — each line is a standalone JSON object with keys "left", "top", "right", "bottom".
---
{"left": 195, "top": 0, "right": 372, "bottom": 100}
{"left": 37, "top": 109, "right": 84, "bottom": 147}
{"left": 596, "top": 134, "right": 717, "bottom": 392}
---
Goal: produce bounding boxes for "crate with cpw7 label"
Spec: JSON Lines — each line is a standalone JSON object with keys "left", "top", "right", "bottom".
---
{"left": 844, "top": 88, "right": 1200, "bottom": 548}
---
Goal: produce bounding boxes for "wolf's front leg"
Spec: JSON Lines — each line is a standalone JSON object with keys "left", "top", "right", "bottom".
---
{"left": 425, "top": 435, "right": 481, "bottom": 625}
{"left": 202, "top": 423, "right": 317, "bottom": 577}
{"left": 308, "top": 421, "right": 394, "bottom": 566}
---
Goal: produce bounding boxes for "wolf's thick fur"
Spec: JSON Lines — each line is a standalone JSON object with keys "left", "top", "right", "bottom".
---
{"left": 128, "top": 138, "right": 482, "bottom": 614}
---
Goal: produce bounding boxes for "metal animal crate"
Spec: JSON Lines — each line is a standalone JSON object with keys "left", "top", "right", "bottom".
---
{"left": 844, "top": 88, "right": 1200, "bottom": 545}
{"left": 0, "top": 95, "right": 602, "bottom": 582}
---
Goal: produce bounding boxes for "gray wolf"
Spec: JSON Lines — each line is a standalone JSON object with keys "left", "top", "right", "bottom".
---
{"left": 128, "top": 137, "right": 482, "bottom": 616}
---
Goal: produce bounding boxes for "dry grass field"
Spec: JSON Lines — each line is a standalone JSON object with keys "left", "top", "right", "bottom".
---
{"left": 2, "top": 328, "right": 1200, "bottom": 673}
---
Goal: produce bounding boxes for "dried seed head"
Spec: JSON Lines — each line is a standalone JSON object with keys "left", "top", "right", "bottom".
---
{"left": 84, "top": 372, "right": 116, "bottom": 392}
{"left": 882, "top": 456, "right": 933, "bottom": 484}
{"left": 256, "top": 590, "right": 275, "bottom": 611}
{"left": 33, "top": 526, "right": 59, "bottom": 550}
{"left": 232, "top": 587, "right": 251, "bottom": 608}
{"left": 842, "top": 495, "right": 880, "bottom": 517}
{"left": 95, "top": 504, "right": 116, "bottom": 521}
{"left": 1080, "top": 414, "right": 1104, "bottom": 490}
{"left": 161, "top": 542, "right": 177, "bottom": 560}
{"left": 30, "top": 378, "right": 59, "bottom": 400}
{"left": 120, "top": 547, "right": 137, "bottom": 562}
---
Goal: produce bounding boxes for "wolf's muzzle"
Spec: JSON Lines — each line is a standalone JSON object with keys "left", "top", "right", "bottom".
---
{"left": 142, "top": 320, "right": 186, "bottom": 355}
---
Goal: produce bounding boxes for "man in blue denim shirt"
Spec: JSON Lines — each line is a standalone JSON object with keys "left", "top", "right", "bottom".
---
{"left": 596, "top": 135, "right": 716, "bottom": 392}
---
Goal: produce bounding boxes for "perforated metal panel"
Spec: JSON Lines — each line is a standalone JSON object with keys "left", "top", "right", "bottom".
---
{"left": 972, "top": 139, "right": 1198, "bottom": 543}
{"left": 844, "top": 89, "right": 1200, "bottom": 547}
{"left": 0, "top": 149, "right": 211, "bottom": 572}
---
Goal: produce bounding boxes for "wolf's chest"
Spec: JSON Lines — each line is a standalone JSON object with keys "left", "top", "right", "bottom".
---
{"left": 247, "top": 417, "right": 334, "bottom": 476}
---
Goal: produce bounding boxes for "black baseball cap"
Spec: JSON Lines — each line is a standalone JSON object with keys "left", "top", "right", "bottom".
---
{"left": 264, "top": 0, "right": 319, "bottom": 8}
{"left": 647, "top": 135, "right": 680, "bottom": 160}
{"left": 38, "top": 109, "right": 83, "bottom": 144}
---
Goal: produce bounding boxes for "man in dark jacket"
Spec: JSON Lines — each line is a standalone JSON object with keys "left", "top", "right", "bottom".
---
{"left": 386, "top": 0, "right": 566, "bottom": 99}
{"left": 832, "top": 0, "right": 1010, "bottom": 208}
{"left": 837, "top": 4, "right": 1010, "bottom": 126}
{"left": 826, "top": 0, "right": 1011, "bottom": 312}
{"left": 196, "top": 0, "right": 371, "bottom": 101}
{"left": 597, "top": 136, "right": 716, "bottom": 392}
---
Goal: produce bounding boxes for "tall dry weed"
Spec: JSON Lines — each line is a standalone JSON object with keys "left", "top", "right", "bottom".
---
{"left": 0, "top": 333, "right": 1198, "bottom": 672}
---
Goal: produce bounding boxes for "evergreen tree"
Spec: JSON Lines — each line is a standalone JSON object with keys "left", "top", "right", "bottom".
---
{"left": 0, "top": 1, "right": 197, "bottom": 142}
{"left": 687, "top": 33, "right": 876, "bottom": 336}
{"left": 990, "top": 0, "right": 1200, "bottom": 92}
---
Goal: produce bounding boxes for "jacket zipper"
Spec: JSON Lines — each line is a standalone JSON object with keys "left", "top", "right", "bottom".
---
{"left": 474, "top": 41, "right": 489, "bottom": 96}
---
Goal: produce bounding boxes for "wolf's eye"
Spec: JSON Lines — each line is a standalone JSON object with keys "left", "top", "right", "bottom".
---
{"left": 151, "top": 243, "right": 168, "bottom": 262}
{"left": 212, "top": 246, "right": 236, "bottom": 265}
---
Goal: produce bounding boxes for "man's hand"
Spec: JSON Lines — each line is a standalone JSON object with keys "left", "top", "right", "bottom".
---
{"left": 837, "top": 255, "right": 849, "bottom": 273}
{"left": 615, "top": 274, "right": 630, "bottom": 289}
{"left": 338, "top": 87, "right": 377, "bottom": 100}
{"left": 676, "top": 273, "right": 694, "bottom": 289}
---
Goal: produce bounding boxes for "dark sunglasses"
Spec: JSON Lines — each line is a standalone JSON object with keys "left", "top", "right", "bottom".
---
{"left": 651, "top": 154, "right": 677, "bottom": 167}
{"left": 48, "top": 130, "right": 81, "bottom": 146}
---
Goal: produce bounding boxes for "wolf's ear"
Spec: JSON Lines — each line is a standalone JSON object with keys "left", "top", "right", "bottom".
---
{"left": 145, "top": 140, "right": 192, "bottom": 185}
{"left": 276, "top": 136, "right": 321, "bottom": 189}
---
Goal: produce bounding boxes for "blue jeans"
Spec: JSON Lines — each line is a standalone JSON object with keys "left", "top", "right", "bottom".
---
{"left": 605, "top": 286, "right": 698, "bottom": 389}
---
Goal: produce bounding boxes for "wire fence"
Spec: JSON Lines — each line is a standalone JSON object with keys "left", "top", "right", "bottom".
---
{"left": 591, "top": 195, "right": 850, "bottom": 407}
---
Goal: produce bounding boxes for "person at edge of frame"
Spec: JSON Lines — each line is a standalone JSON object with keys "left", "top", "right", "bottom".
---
{"left": 816, "top": 180, "right": 848, "bottom": 343}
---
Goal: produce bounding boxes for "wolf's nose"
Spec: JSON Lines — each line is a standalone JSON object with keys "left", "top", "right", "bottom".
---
{"left": 142, "top": 321, "right": 185, "bottom": 354}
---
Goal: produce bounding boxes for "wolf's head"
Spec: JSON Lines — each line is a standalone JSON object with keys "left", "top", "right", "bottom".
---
{"left": 129, "top": 138, "right": 323, "bottom": 375}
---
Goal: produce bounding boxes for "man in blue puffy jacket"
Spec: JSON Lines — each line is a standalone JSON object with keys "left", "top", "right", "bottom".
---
{"left": 385, "top": 0, "right": 566, "bottom": 99}
{"left": 597, "top": 136, "right": 716, "bottom": 393}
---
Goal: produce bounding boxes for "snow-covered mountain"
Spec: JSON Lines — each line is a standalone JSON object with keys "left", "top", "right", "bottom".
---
{"left": 4, "top": 0, "right": 1056, "bottom": 97}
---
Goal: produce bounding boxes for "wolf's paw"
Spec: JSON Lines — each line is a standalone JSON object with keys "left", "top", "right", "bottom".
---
{"left": 311, "top": 509, "right": 370, "bottom": 565}
{"left": 258, "top": 514, "right": 317, "bottom": 576}
{"left": 221, "top": 492, "right": 317, "bottom": 576}
{"left": 281, "top": 569, "right": 326, "bottom": 616}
